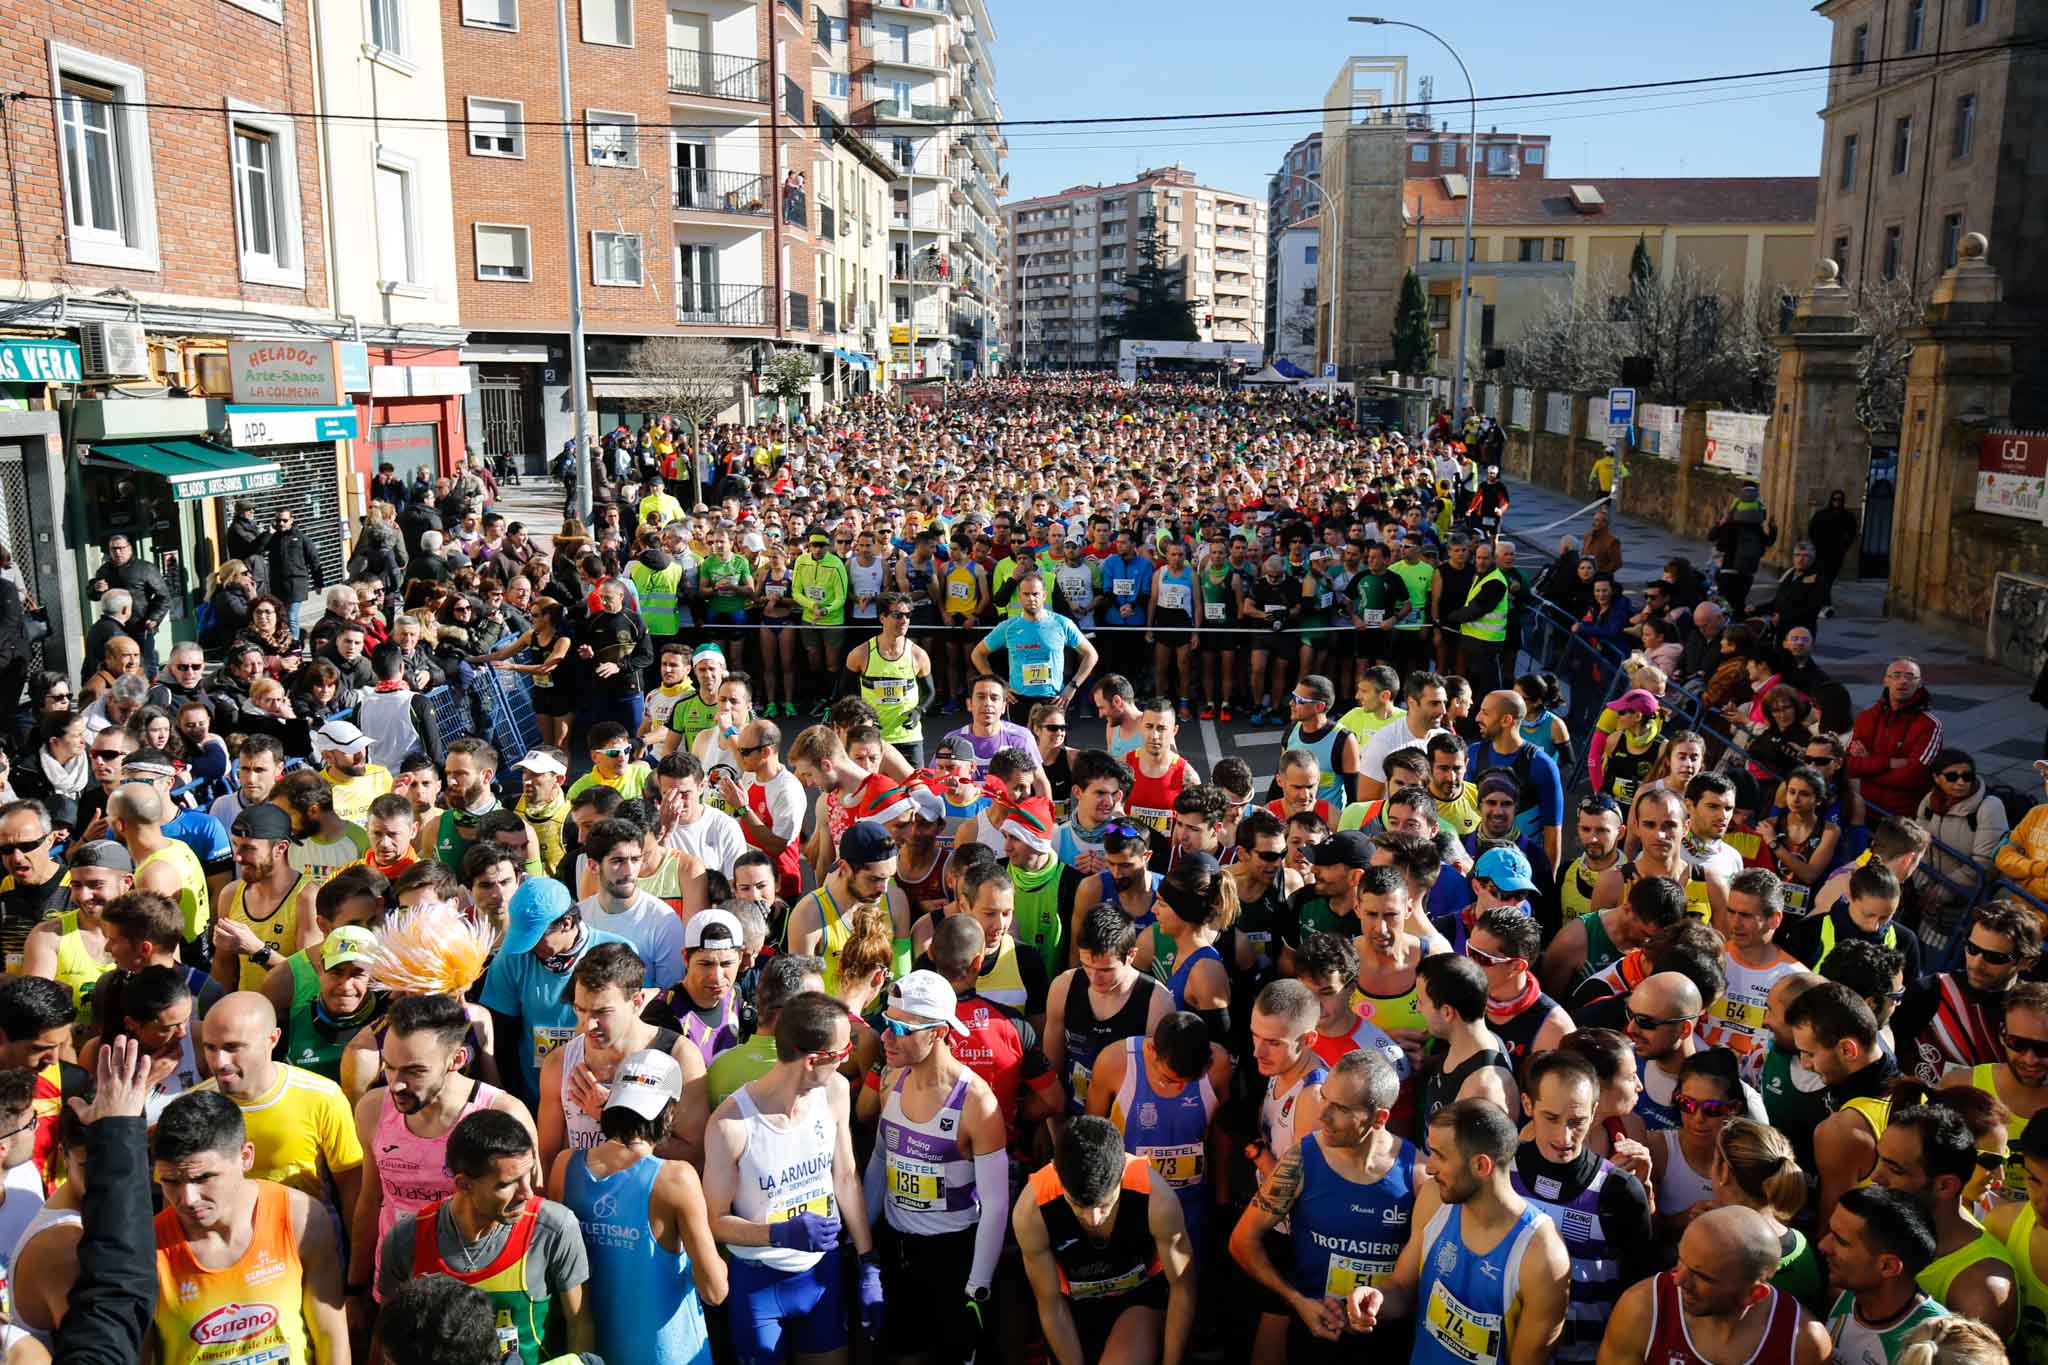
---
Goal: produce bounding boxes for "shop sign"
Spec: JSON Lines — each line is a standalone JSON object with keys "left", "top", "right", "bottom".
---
{"left": 228, "top": 341, "right": 342, "bottom": 406}
{"left": 0, "top": 339, "right": 83, "bottom": 385}
{"left": 339, "top": 341, "right": 371, "bottom": 393}
{"left": 170, "top": 466, "right": 283, "bottom": 498}
{"left": 225, "top": 405, "right": 360, "bottom": 447}
{"left": 1976, "top": 431, "right": 2048, "bottom": 520}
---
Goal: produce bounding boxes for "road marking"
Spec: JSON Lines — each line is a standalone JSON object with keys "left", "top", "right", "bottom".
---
{"left": 1200, "top": 719, "right": 1222, "bottom": 771}
{"left": 1233, "top": 731, "right": 1285, "bottom": 747}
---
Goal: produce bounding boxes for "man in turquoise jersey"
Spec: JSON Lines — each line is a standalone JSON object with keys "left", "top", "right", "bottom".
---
{"left": 972, "top": 573, "right": 1100, "bottom": 727}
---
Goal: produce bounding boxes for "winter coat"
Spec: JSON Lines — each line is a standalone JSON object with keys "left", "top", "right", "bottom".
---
{"left": 266, "top": 530, "right": 324, "bottom": 604}
{"left": 88, "top": 557, "right": 171, "bottom": 630}
{"left": 204, "top": 584, "right": 252, "bottom": 650}
{"left": 1995, "top": 804, "right": 2048, "bottom": 903}
{"left": 1915, "top": 779, "right": 2007, "bottom": 901}
{"left": 1846, "top": 687, "right": 1943, "bottom": 819}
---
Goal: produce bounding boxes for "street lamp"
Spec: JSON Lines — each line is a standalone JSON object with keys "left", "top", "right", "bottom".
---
{"left": 1278, "top": 172, "right": 1339, "bottom": 390}
{"left": 1353, "top": 16, "right": 1476, "bottom": 422}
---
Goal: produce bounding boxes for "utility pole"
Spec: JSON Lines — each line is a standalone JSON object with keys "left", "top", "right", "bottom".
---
{"left": 555, "top": 0, "right": 592, "bottom": 520}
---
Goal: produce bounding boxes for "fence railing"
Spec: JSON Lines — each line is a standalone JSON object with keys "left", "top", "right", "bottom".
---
{"left": 673, "top": 168, "right": 770, "bottom": 216}
{"left": 666, "top": 48, "right": 768, "bottom": 101}
{"left": 677, "top": 282, "right": 770, "bottom": 326}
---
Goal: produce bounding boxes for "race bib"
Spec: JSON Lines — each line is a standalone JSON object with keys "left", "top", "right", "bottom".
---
{"left": 1022, "top": 663, "right": 1053, "bottom": 687}
{"left": 766, "top": 583, "right": 787, "bottom": 599}
{"left": 886, "top": 1154, "right": 945, "bottom": 1212}
{"left": 1317, "top": 591, "right": 1334, "bottom": 609}
{"left": 872, "top": 677, "right": 914, "bottom": 704}
{"left": 1357, "top": 608, "right": 1384, "bottom": 628}
{"left": 1158, "top": 584, "right": 1188, "bottom": 611}
{"left": 948, "top": 581, "right": 974, "bottom": 602}
{"left": 1069, "top": 1264, "right": 1147, "bottom": 1301}
{"left": 1711, "top": 996, "right": 1766, "bottom": 1036}
{"left": 494, "top": 1308, "right": 520, "bottom": 1355}
{"left": 1324, "top": 1251, "right": 1388, "bottom": 1300}
{"left": 768, "top": 1190, "right": 834, "bottom": 1223}
{"left": 1112, "top": 578, "right": 1136, "bottom": 597}
{"left": 533, "top": 1025, "right": 576, "bottom": 1060}
{"left": 1144, "top": 1141, "right": 1204, "bottom": 1189}
{"left": 1130, "top": 805, "right": 1171, "bottom": 833}
{"left": 1424, "top": 1280, "right": 1503, "bottom": 1364}
{"left": 1069, "top": 1061, "right": 1093, "bottom": 1100}
{"left": 1783, "top": 880, "right": 1812, "bottom": 913}
{"left": 806, "top": 585, "right": 825, "bottom": 602}
{"left": 1204, "top": 601, "right": 1226, "bottom": 622}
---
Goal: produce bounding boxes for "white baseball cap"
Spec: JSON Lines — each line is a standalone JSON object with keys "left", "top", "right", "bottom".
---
{"left": 511, "top": 749, "right": 568, "bottom": 778}
{"left": 888, "top": 970, "right": 967, "bottom": 1036}
{"left": 312, "top": 719, "right": 370, "bottom": 754}
{"left": 605, "top": 1049, "right": 684, "bottom": 1118}
{"left": 684, "top": 907, "right": 744, "bottom": 951}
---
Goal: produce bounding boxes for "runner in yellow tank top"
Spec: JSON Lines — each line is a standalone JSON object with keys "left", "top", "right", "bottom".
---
{"left": 1986, "top": 1152, "right": 2048, "bottom": 1365}
{"left": 22, "top": 909, "right": 113, "bottom": 1025}
{"left": 135, "top": 839, "right": 210, "bottom": 942}
{"left": 219, "top": 873, "right": 312, "bottom": 992}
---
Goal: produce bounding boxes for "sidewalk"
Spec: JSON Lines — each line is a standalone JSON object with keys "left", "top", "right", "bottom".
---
{"left": 1500, "top": 477, "right": 2047, "bottom": 790}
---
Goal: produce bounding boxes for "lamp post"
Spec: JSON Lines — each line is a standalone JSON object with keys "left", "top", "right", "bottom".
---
{"left": 555, "top": 0, "right": 592, "bottom": 520}
{"left": 1279, "top": 172, "right": 1338, "bottom": 390}
{"left": 1353, "top": 16, "right": 1476, "bottom": 422}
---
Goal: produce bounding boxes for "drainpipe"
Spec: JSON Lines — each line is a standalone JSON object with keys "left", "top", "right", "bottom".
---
{"left": 306, "top": 0, "right": 343, "bottom": 328}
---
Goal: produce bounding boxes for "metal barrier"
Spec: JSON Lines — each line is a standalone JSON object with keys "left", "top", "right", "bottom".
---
{"left": 1514, "top": 592, "right": 2005, "bottom": 976}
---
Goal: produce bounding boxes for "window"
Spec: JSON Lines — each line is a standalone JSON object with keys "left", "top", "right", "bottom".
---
{"left": 367, "top": 0, "right": 410, "bottom": 61}
{"left": 1551, "top": 237, "right": 1566, "bottom": 261}
{"left": 49, "top": 44, "right": 159, "bottom": 271}
{"left": 1428, "top": 294, "right": 1449, "bottom": 326}
{"left": 581, "top": 0, "right": 631, "bottom": 46}
{"left": 1410, "top": 144, "right": 1429, "bottom": 162}
{"left": 1942, "top": 213, "right": 1963, "bottom": 269}
{"left": 1851, "top": 23, "right": 1869, "bottom": 73}
{"left": 827, "top": 72, "right": 849, "bottom": 98}
{"left": 1839, "top": 133, "right": 1858, "bottom": 189}
{"left": 888, "top": 79, "right": 911, "bottom": 110}
{"left": 1904, "top": 0, "right": 1923, "bottom": 52}
{"left": 1304, "top": 244, "right": 1318, "bottom": 265}
{"left": 374, "top": 151, "right": 423, "bottom": 292}
{"left": 467, "top": 98, "right": 524, "bottom": 157}
{"left": 228, "top": 102, "right": 302, "bottom": 286}
{"left": 461, "top": 0, "right": 517, "bottom": 28}
{"left": 1517, "top": 237, "right": 1543, "bottom": 262}
{"left": 1832, "top": 234, "right": 1850, "bottom": 275}
{"left": 1486, "top": 147, "right": 1514, "bottom": 175}
{"left": 592, "top": 231, "right": 643, "bottom": 285}
{"left": 1428, "top": 237, "right": 1458, "bottom": 263}
{"left": 585, "top": 110, "right": 637, "bottom": 166}
{"left": 1525, "top": 146, "right": 1545, "bottom": 166}
{"left": 1881, "top": 225, "right": 1902, "bottom": 281}
{"left": 1892, "top": 116, "right": 1912, "bottom": 174}
{"left": 1966, "top": 0, "right": 1986, "bottom": 23}
{"left": 1953, "top": 94, "right": 1976, "bottom": 159}
{"left": 474, "top": 223, "right": 531, "bottom": 280}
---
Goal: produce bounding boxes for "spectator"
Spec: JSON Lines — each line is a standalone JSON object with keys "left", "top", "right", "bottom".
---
{"left": 1846, "top": 658, "right": 1941, "bottom": 819}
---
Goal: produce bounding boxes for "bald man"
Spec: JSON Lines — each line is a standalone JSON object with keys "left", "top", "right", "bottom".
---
{"left": 1465, "top": 688, "right": 1565, "bottom": 874}
{"left": 1623, "top": 971, "right": 1710, "bottom": 1134}
{"left": 196, "top": 991, "right": 364, "bottom": 1216}
{"left": 1596, "top": 1206, "right": 1831, "bottom": 1363}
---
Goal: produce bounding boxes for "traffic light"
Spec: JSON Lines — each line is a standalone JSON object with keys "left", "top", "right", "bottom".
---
{"left": 1204, "top": 313, "right": 1213, "bottom": 327}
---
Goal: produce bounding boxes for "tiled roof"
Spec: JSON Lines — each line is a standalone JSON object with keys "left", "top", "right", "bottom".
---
{"left": 1404, "top": 176, "right": 1817, "bottom": 228}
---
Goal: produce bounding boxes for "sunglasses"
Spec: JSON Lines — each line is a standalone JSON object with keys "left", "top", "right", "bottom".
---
{"left": 1102, "top": 821, "right": 1144, "bottom": 840}
{"left": 886, "top": 610, "right": 913, "bottom": 619}
{"left": 1577, "top": 795, "right": 1622, "bottom": 816}
{"left": 738, "top": 742, "right": 773, "bottom": 756}
{"left": 1967, "top": 941, "right": 2018, "bottom": 966}
{"left": 91, "top": 748, "right": 130, "bottom": 761}
{"left": 1977, "top": 1149, "right": 2009, "bottom": 1172}
{"left": 1037, "top": 723, "right": 1068, "bottom": 733}
{"left": 1626, "top": 1009, "right": 1698, "bottom": 1032}
{"left": 594, "top": 747, "right": 631, "bottom": 758}
{"left": 0, "top": 837, "right": 46, "bottom": 856}
{"left": 1675, "top": 1095, "right": 1741, "bottom": 1119}
{"left": 1937, "top": 768, "right": 1975, "bottom": 782}
{"left": 1465, "top": 943, "right": 1517, "bottom": 968}
{"left": 881, "top": 1018, "right": 944, "bottom": 1037}
{"left": 1249, "top": 847, "right": 1286, "bottom": 863}
{"left": 806, "top": 1042, "right": 855, "bottom": 1065}
{"left": 2008, "top": 1032, "right": 2048, "bottom": 1058}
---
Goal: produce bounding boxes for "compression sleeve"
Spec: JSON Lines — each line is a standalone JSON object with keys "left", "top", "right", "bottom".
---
{"left": 969, "top": 1150, "right": 1010, "bottom": 1293}
{"left": 862, "top": 1136, "right": 886, "bottom": 1230}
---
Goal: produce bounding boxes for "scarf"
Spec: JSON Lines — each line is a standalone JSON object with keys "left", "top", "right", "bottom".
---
{"left": 1485, "top": 972, "right": 1543, "bottom": 1025}
{"left": 451, "top": 792, "right": 502, "bottom": 828}
{"left": 39, "top": 746, "right": 88, "bottom": 801}
{"left": 538, "top": 916, "right": 586, "bottom": 974}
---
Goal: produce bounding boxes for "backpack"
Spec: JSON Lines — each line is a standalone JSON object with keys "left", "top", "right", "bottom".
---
{"left": 193, "top": 597, "right": 218, "bottom": 642}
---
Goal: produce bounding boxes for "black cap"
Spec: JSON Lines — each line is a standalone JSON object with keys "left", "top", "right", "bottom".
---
{"left": 231, "top": 803, "right": 295, "bottom": 841}
{"left": 1306, "top": 829, "right": 1375, "bottom": 869}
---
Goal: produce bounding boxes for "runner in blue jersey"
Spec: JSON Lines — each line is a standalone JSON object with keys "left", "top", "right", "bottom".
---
{"left": 1343, "top": 1097, "right": 1572, "bottom": 1365}
{"left": 1089, "top": 1012, "right": 1228, "bottom": 1264}
{"left": 970, "top": 572, "right": 1099, "bottom": 726}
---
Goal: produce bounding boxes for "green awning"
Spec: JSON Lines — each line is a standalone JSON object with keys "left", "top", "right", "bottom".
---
{"left": 91, "top": 439, "right": 283, "bottom": 501}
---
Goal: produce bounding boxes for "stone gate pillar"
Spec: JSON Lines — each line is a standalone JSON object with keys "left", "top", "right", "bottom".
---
{"left": 1764, "top": 260, "right": 1869, "bottom": 573}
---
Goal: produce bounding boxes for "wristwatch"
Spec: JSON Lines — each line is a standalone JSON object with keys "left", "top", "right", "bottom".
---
{"left": 253, "top": 946, "right": 278, "bottom": 968}
{"left": 966, "top": 1285, "right": 993, "bottom": 1303}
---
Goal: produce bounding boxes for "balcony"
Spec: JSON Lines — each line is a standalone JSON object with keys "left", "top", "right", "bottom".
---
{"left": 667, "top": 49, "right": 767, "bottom": 102}
{"left": 779, "top": 0, "right": 801, "bottom": 19}
{"left": 865, "top": 98, "right": 954, "bottom": 124}
{"left": 782, "top": 185, "right": 808, "bottom": 228}
{"left": 818, "top": 204, "right": 836, "bottom": 239}
{"left": 674, "top": 169, "right": 772, "bottom": 218}
{"left": 821, "top": 299, "right": 838, "bottom": 333}
{"left": 782, "top": 75, "right": 806, "bottom": 122}
{"left": 787, "top": 291, "right": 811, "bottom": 329}
{"left": 677, "top": 282, "right": 771, "bottom": 326}
{"left": 871, "top": 46, "right": 947, "bottom": 73}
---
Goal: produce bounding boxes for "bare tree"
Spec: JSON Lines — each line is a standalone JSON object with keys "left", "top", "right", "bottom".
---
{"left": 633, "top": 336, "right": 748, "bottom": 432}
{"left": 1847, "top": 276, "right": 1924, "bottom": 435}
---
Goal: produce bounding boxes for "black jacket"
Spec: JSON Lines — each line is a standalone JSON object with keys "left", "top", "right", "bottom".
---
{"left": 83, "top": 616, "right": 132, "bottom": 673}
{"left": 398, "top": 503, "right": 442, "bottom": 559}
{"left": 266, "top": 530, "right": 324, "bottom": 604}
{"left": 204, "top": 584, "right": 253, "bottom": 649}
{"left": 224, "top": 515, "right": 273, "bottom": 590}
{"left": 87, "top": 557, "right": 170, "bottom": 631}
{"left": 53, "top": 1111, "right": 154, "bottom": 1365}
{"left": 0, "top": 577, "right": 28, "bottom": 665}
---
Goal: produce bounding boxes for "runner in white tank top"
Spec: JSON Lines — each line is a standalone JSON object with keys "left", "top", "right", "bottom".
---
{"left": 556, "top": 1025, "right": 683, "bottom": 1155}
{"left": 729, "top": 1082, "right": 840, "bottom": 1272}
{"left": 143, "top": 1027, "right": 205, "bottom": 1127}
{"left": 6, "top": 1200, "right": 80, "bottom": 1352}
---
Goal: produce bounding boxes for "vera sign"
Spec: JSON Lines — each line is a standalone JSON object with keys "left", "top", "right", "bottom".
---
{"left": 1975, "top": 431, "right": 2048, "bottom": 521}
{"left": 229, "top": 341, "right": 341, "bottom": 406}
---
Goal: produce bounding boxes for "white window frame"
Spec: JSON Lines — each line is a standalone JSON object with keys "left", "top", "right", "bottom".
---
{"left": 364, "top": 0, "right": 415, "bottom": 72}
{"left": 1410, "top": 144, "right": 1428, "bottom": 162}
{"left": 580, "top": 0, "right": 634, "bottom": 48}
{"left": 827, "top": 72, "right": 850, "bottom": 99}
{"left": 224, "top": 0, "right": 285, "bottom": 23}
{"left": 592, "top": 230, "right": 644, "bottom": 287}
{"left": 48, "top": 43, "right": 160, "bottom": 272}
{"left": 585, "top": 110, "right": 638, "bottom": 167}
{"left": 1524, "top": 146, "right": 1545, "bottom": 165}
{"left": 466, "top": 97, "right": 525, "bottom": 159}
{"left": 460, "top": 0, "right": 519, "bottom": 31}
{"left": 373, "top": 146, "right": 428, "bottom": 296}
{"left": 473, "top": 222, "right": 532, "bottom": 281}
{"left": 225, "top": 98, "right": 304, "bottom": 288}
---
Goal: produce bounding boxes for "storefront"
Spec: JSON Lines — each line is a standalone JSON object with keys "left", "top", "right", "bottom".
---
{"left": 0, "top": 339, "right": 87, "bottom": 675}
{"left": 218, "top": 402, "right": 359, "bottom": 592}
{"left": 358, "top": 346, "right": 470, "bottom": 492}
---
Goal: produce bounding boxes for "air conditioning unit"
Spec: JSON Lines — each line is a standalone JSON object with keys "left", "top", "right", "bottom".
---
{"left": 79, "top": 321, "right": 150, "bottom": 379}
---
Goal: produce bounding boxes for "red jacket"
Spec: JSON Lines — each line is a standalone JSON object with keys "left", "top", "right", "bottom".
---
{"left": 1845, "top": 687, "right": 1942, "bottom": 819}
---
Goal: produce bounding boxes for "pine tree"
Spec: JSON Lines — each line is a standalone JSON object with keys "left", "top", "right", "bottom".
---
{"left": 1104, "top": 231, "right": 1199, "bottom": 343}
{"left": 1391, "top": 269, "right": 1434, "bottom": 375}
{"left": 1629, "top": 235, "right": 1654, "bottom": 294}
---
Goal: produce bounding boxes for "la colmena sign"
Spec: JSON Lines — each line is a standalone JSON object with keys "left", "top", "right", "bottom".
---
{"left": 229, "top": 340, "right": 342, "bottom": 406}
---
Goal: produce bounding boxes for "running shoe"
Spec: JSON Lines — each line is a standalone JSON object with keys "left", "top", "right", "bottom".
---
{"left": 1219, "top": 704, "right": 1233, "bottom": 723}
{"left": 1198, "top": 704, "right": 1216, "bottom": 721}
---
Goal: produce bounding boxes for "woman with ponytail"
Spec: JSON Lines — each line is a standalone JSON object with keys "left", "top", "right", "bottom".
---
{"left": 1898, "top": 1315, "right": 2009, "bottom": 1365}
{"left": 835, "top": 906, "right": 896, "bottom": 1081}
{"left": 1152, "top": 852, "right": 1237, "bottom": 1047}
{"left": 1712, "top": 1117, "right": 1826, "bottom": 1314}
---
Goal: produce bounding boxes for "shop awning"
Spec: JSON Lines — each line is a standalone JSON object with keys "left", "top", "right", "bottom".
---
{"left": 834, "top": 349, "right": 874, "bottom": 370}
{"left": 90, "top": 439, "right": 283, "bottom": 501}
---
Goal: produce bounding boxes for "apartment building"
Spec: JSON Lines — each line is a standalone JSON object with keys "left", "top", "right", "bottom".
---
{"left": 819, "top": 0, "right": 1006, "bottom": 379}
{"left": 1404, "top": 125, "right": 1551, "bottom": 182}
{"left": 0, "top": 0, "right": 465, "bottom": 672}
{"left": 1811, "top": 0, "right": 2044, "bottom": 421}
{"left": 445, "top": 0, "right": 890, "bottom": 457}
{"left": 1264, "top": 133, "right": 1321, "bottom": 358}
{"left": 1004, "top": 165, "right": 1268, "bottom": 370}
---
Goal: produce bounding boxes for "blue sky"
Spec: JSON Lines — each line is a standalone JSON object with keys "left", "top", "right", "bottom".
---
{"left": 994, "top": 3, "right": 1830, "bottom": 204}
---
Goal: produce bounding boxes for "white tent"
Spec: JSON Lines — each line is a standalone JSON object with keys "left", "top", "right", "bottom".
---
{"left": 1239, "top": 365, "right": 1299, "bottom": 386}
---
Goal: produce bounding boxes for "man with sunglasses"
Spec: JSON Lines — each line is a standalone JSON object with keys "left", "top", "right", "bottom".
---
{"left": 1944, "top": 980, "right": 2048, "bottom": 1212}
{"left": 1464, "top": 905, "right": 1573, "bottom": 1074}
{"left": 1625, "top": 970, "right": 1736, "bottom": 1133}
{"left": 861, "top": 970, "right": 1008, "bottom": 1364}
{"left": 1894, "top": 900, "right": 2040, "bottom": 1087}
{"left": 705, "top": 989, "right": 882, "bottom": 1364}
{"left": 1866, "top": 1100, "right": 2020, "bottom": 1341}
{"left": 846, "top": 591, "right": 935, "bottom": 768}
{"left": 0, "top": 802, "right": 69, "bottom": 977}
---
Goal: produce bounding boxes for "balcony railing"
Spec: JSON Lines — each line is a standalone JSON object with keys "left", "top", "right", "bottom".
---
{"left": 673, "top": 168, "right": 771, "bottom": 216}
{"left": 782, "top": 75, "right": 805, "bottom": 122}
{"left": 787, "top": 291, "right": 811, "bottom": 329}
{"left": 677, "top": 282, "right": 770, "bottom": 326}
{"left": 781, "top": 186, "right": 808, "bottom": 228}
{"left": 779, "top": 0, "right": 801, "bottom": 18}
{"left": 666, "top": 49, "right": 768, "bottom": 102}
{"left": 869, "top": 98, "right": 954, "bottom": 123}
{"left": 821, "top": 299, "right": 838, "bottom": 333}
